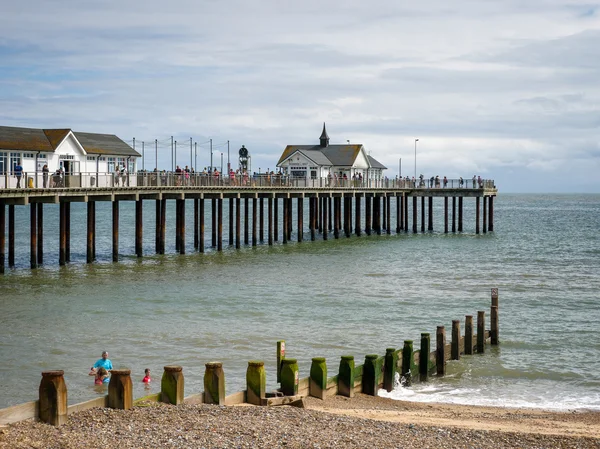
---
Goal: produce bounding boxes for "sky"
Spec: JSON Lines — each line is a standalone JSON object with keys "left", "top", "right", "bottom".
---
{"left": 1, "top": 0, "right": 599, "bottom": 192}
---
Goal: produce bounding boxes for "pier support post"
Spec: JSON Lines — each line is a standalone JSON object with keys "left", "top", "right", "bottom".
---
{"left": 204, "top": 362, "right": 226, "bottom": 405}
{"left": 211, "top": 199, "right": 217, "bottom": 247}
{"left": 322, "top": 197, "right": 328, "bottom": 240}
{"left": 489, "top": 196, "right": 494, "bottom": 231}
{"left": 282, "top": 197, "right": 287, "bottom": 244}
{"left": 396, "top": 196, "right": 400, "bottom": 233}
{"left": 228, "top": 198, "right": 234, "bottom": 245}
{"left": 328, "top": 197, "right": 332, "bottom": 232}
{"left": 375, "top": 196, "right": 381, "bottom": 235}
{"left": 458, "top": 197, "right": 463, "bottom": 232}
{"left": 30, "top": 203, "right": 37, "bottom": 269}
{"left": 365, "top": 196, "right": 371, "bottom": 235}
{"left": 59, "top": 203, "right": 66, "bottom": 266}
{"left": 465, "top": 315, "right": 474, "bottom": 355}
{"left": 235, "top": 197, "right": 240, "bottom": 249}
{"left": 483, "top": 196, "right": 487, "bottom": 234}
{"left": 476, "top": 197, "right": 480, "bottom": 234}
{"left": 386, "top": 196, "right": 391, "bottom": 234}
{"left": 193, "top": 199, "right": 199, "bottom": 250}
{"left": 259, "top": 198, "right": 264, "bottom": 243}
{"left": 309, "top": 357, "right": 327, "bottom": 400}
{"left": 436, "top": 326, "right": 446, "bottom": 376}
{"left": 112, "top": 201, "right": 119, "bottom": 262}
{"left": 217, "top": 198, "right": 222, "bottom": 251}
{"left": 444, "top": 197, "right": 449, "bottom": 234}
{"left": 252, "top": 197, "right": 257, "bottom": 247}
{"left": 477, "top": 311, "right": 485, "bottom": 353}
{"left": 37, "top": 203, "right": 43, "bottom": 264}
{"left": 355, "top": 195, "right": 361, "bottom": 236}
{"left": 155, "top": 199, "right": 161, "bottom": 254}
{"left": 65, "top": 203, "right": 70, "bottom": 263}
{"left": 297, "top": 197, "right": 303, "bottom": 242}
{"left": 199, "top": 198, "right": 206, "bottom": 253}
{"left": 383, "top": 348, "right": 397, "bottom": 392}
{"left": 7, "top": 204, "right": 14, "bottom": 267}
{"left": 382, "top": 195, "right": 386, "bottom": 232}
{"left": 87, "top": 202, "right": 93, "bottom": 263}
{"left": 288, "top": 198, "right": 293, "bottom": 239}
{"left": 0, "top": 201, "right": 5, "bottom": 274}
{"left": 402, "top": 340, "right": 414, "bottom": 386}
{"left": 108, "top": 369, "right": 133, "bottom": 410}
{"left": 451, "top": 319, "right": 461, "bottom": 360}
{"left": 244, "top": 198, "right": 249, "bottom": 245}
{"left": 412, "top": 196, "right": 417, "bottom": 233}
{"left": 280, "top": 358, "right": 299, "bottom": 396}
{"left": 419, "top": 333, "right": 430, "bottom": 381}
{"left": 246, "top": 361, "right": 266, "bottom": 405}
{"left": 333, "top": 197, "right": 339, "bottom": 239}
{"left": 404, "top": 195, "right": 408, "bottom": 232}
{"left": 310, "top": 197, "right": 315, "bottom": 241}
{"left": 428, "top": 196, "right": 433, "bottom": 231}
{"left": 92, "top": 202, "right": 96, "bottom": 260}
{"left": 136, "top": 199, "right": 143, "bottom": 257}
{"left": 421, "top": 196, "right": 425, "bottom": 233}
{"left": 160, "top": 199, "right": 166, "bottom": 254}
{"left": 274, "top": 198, "right": 279, "bottom": 241}
{"left": 338, "top": 355, "right": 355, "bottom": 398}
{"left": 362, "top": 354, "right": 380, "bottom": 396}
{"left": 452, "top": 197, "right": 456, "bottom": 232}
{"left": 491, "top": 288, "right": 499, "bottom": 345}
{"left": 161, "top": 366, "right": 184, "bottom": 405}
{"left": 39, "top": 370, "right": 67, "bottom": 426}
{"left": 268, "top": 197, "right": 273, "bottom": 245}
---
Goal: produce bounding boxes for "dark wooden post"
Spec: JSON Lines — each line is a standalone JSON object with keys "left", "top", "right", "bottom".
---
{"left": 451, "top": 319, "right": 461, "bottom": 360}
{"left": 287, "top": 198, "right": 293, "bottom": 239}
{"left": 362, "top": 354, "right": 379, "bottom": 396}
{"left": 412, "top": 196, "right": 417, "bottom": 233}
{"left": 173, "top": 199, "right": 179, "bottom": 253}
{"left": 322, "top": 197, "right": 328, "bottom": 241}
{"left": 491, "top": 288, "right": 499, "bottom": 345}
{"left": 328, "top": 197, "right": 332, "bottom": 232}
{"left": 7, "top": 204, "right": 14, "bottom": 267}
{"left": 383, "top": 348, "right": 397, "bottom": 392}
{"left": 276, "top": 340, "right": 285, "bottom": 384}
{"left": 310, "top": 197, "right": 315, "bottom": 241}
{"left": 309, "top": 357, "right": 328, "bottom": 399}
{"left": 59, "top": 202, "right": 66, "bottom": 266}
{"left": 0, "top": 201, "right": 5, "bottom": 274}
{"left": 483, "top": 196, "right": 487, "bottom": 234}
{"left": 355, "top": 195, "right": 361, "bottom": 236}
{"left": 194, "top": 199, "right": 199, "bottom": 250}
{"left": 37, "top": 203, "right": 43, "bottom": 264}
{"left": 338, "top": 355, "right": 355, "bottom": 398}
{"left": 428, "top": 196, "right": 433, "bottom": 231}
{"left": 400, "top": 194, "right": 404, "bottom": 231}
{"left": 375, "top": 197, "right": 381, "bottom": 235}
{"left": 112, "top": 201, "right": 119, "bottom": 262}
{"left": 65, "top": 203, "right": 70, "bottom": 263}
{"left": 217, "top": 197, "right": 222, "bottom": 251}
{"left": 333, "top": 197, "right": 339, "bottom": 239}
{"left": 91, "top": 202, "right": 96, "bottom": 260}
{"left": 160, "top": 199, "right": 166, "bottom": 254}
{"left": 444, "top": 197, "right": 449, "bottom": 234}
{"left": 489, "top": 196, "right": 494, "bottom": 231}
{"left": 259, "top": 198, "right": 264, "bottom": 243}
{"left": 318, "top": 197, "right": 323, "bottom": 234}
{"left": 365, "top": 196, "right": 371, "bottom": 235}
{"left": 382, "top": 195, "right": 386, "bottom": 232}
{"left": 228, "top": 198, "right": 234, "bottom": 245}
{"left": 274, "top": 198, "right": 279, "bottom": 241}
{"left": 436, "top": 326, "right": 446, "bottom": 376}
{"left": 211, "top": 199, "right": 217, "bottom": 247}
{"left": 458, "top": 196, "right": 463, "bottom": 232}
{"left": 297, "top": 197, "right": 303, "bottom": 242}
{"left": 136, "top": 199, "right": 143, "bottom": 257}
{"left": 452, "top": 197, "right": 456, "bottom": 232}
{"left": 235, "top": 197, "right": 240, "bottom": 249}
{"left": 252, "top": 197, "right": 257, "bottom": 247}
{"left": 396, "top": 196, "right": 400, "bottom": 233}
{"left": 404, "top": 195, "right": 408, "bottom": 232}
{"left": 421, "top": 196, "right": 425, "bottom": 233}
{"left": 246, "top": 361, "right": 266, "bottom": 405}
{"left": 419, "top": 333, "right": 430, "bottom": 381}
{"left": 386, "top": 196, "right": 391, "bottom": 234}
{"left": 155, "top": 199, "right": 161, "bottom": 254}
{"left": 465, "top": 315, "right": 474, "bottom": 355}
{"left": 204, "top": 362, "right": 225, "bottom": 405}
{"left": 244, "top": 197, "right": 249, "bottom": 245}
{"left": 268, "top": 196, "right": 273, "bottom": 245}
{"left": 30, "top": 203, "right": 37, "bottom": 269}
{"left": 39, "top": 370, "right": 67, "bottom": 426}
{"left": 475, "top": 197, "right": 480, "bottom": 234}
{"left": 477, "top": 311, "right": 485, "bottom": 353}
{"left": 282, "top": 197, "right": 288, "bottom": 244}
{"left": 108, "top": 369, "right": 133, "bottom": 410}
{"left": 402, "top": 340, "right": 414, "bottom": 386}
{"left": 87, "top": 202, "right": 93, "bottom": 263}
{"left": 161, "top": 365, "right": 184, "bottom": 405}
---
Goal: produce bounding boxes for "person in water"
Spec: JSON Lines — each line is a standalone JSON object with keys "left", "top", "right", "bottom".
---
{"left": 143, "top": 368, "right": 151, "bottom": 383}
{"left": 95, "top": 367, "right": 109, "bottom": 385}
{"left": 89, "top": 351, "right": 113, "bottom": 383}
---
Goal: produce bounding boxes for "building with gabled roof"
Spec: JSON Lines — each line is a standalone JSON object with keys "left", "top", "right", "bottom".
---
{"left": 276, "top": 123, "right": 387, "bottom": 181}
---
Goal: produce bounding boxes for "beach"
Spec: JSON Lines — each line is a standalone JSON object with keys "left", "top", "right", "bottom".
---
{"left": 2, "top": 394, "right": 599, "bottom": 448}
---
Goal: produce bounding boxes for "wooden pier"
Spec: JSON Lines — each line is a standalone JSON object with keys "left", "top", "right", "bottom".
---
{"left": 0, "top": 183, "right": 497, "bottom": 272}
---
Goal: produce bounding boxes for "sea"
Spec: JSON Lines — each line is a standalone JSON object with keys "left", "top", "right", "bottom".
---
{"left": 0, "top": 193, "right": 599, "bottom": 411}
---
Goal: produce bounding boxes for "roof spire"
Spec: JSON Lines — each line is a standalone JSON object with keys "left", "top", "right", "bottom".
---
{"left": 319, "top": 122, "right": 330, "bottom": 148}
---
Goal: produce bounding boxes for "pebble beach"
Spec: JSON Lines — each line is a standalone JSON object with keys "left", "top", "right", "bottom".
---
{"left": 1, "top": 394, "right": 599, "bottom": 448}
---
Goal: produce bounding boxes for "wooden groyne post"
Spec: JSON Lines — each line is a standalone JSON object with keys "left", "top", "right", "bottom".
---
{"left": 39, "top": 370, "right": 67, "bottom": 426}
{"left": 161, "top": 365, "right": 184, "bottom": 405}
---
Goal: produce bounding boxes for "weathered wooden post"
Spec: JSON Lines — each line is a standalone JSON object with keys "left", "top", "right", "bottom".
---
{"left": 333, "top": 197, "right": 340, "bottom": 239}
{"left": 476, "top": 196, "right": 480, "bottom": 234}
{"left": 30, "top": 202, "right": 37, "bottom": 269}
{"left": 235, "top": 197, "right": 240, "bottom": 249}
{"left": 444, "top": 197, "right": 449, "bottom": 234}
{"left": 268, "top": 196, "right": 273, "bottom": 245}
{"left": 297, "top": 197, "right": 303, "bottom": 242}
{"left": 322, "top": 197, "right": 328, "bottom": 240}
{"left": 420, "top": 196, "right": 425, "bottom": 233}
{"left": 280, "top": 359, "right": 299, "bottom": 396}
{"left": 204, "top": 362, "right": 225, "bottom": 405}
{"left": 395, "top": 196, "right": 401, "bottom": 233}
{"left": 161, "top": 365, "right": 184, "bottom": 405}
{"left": 382, "top": 195, "right": 386, "bottom": 232}
{"left": 412, "top": 196, "right": 417, "bottom": 233}
{"left": 0, "top": 201, "right": 5, "bottom": 274}
{"left": 436, "top": 326, "right": 446, "bottom": 376}
{"left": 452, "top": 196, "right": 456, "bottom": 232}
{"left": 309, "top": 357, "right": 327, "bottom": 399}
{"left": 362, "top": 354, "right": 380, "bottom": 396}
{"left": 228, "top": 198, "right": 234, "bottom": 246}
{"left": 59, "top": 202, "right": 66, "bottom": 266}
{"left": 259, "top": 197, "right": 264, "bottom": 243}
{"left": 483, "top": 196, "right": 487, "bottom": 234}
{"left": 404, "top": 195, "right": 409, "bottom": 232}
{"left": 113, "top": 201, "right": 119, "bottom": 262}
{"left": 108, "top": 369, "right": 133, "bottom": 410}
{"left": 402, "top": 340, "right": 413, "bottom": 386}
{"left": 136, "top": 199, "right": 143, "bottom": 257}
{"left": 428, "top": 196, "right": 433, "bottom": 231}
{"left": 338, "top": 355, "right": 355, "bottom": 398}
{"left": 160, "top": 198, "right": 167, "bottom": 254}
{"left": 156, "top": 199, "right": 161, "bottom": 253}
{"left": 477, "top": 311, "right": 486, "bottom": 353}
{"left": 465, "top": 315, "right": 474, "bottom": 355}
{"left": 451, "top": 319, "right": 461, "bottom": 360}
{"left": 37, "top": 203, "right": 43, "bottom": 264}
{"left": 489, "top": 196, "right": 494, "bottom": 231}
{"left": 328, "top": 197, "right": 332, "bottom": 232}
{"left": 491, "top": 288, "right": 499, "bottom": 345}
{"left": 274, "top": 197, "right": 279, "bottom": 241}
{"left": 217, "top": 197, "right": 223, "bottom": 251}
{"left": 355, "top": 195, "right": 361, "bottom": 236}
{"left": 212, "top": 198, "right": 217, "bottom": 247}
{"left": 195, "top": 198, "right": 201, "bottom": 249}
{"left": 365, "top": 195, "right": 371, "bottom": 235}
{"left": 419, "top": 333, "right": 430, "bottom": 381}
{"left": 87, "top": 201, "right": 93, "bottom": 264}
{"left": 7, "top": 204, "right": 15, "bottom": 268}
{"left": 39, "top": 370, "right": 67, "bottom": 426}
{"left": 458, "top": 197, "right": 463, "bottom": 232}
{"left": 252, "top": 197, "right": 257, "bottom": 247}
{"left": 386, "top": 196, "right": 391, "bottom": 234}
{"left": 383, "top": 348, "right": 397, "bottom": 392}
{"left": 179, "top": 199, "right": 186, "bottom": 254}
{"left": 65, "top": 202, "right": 70, "bottom": 263}
{"left": 282, "top": 197, "right": 287, "bottom": 244}
{"left": 276, "top": 340, "right": 285, "bottom": 383}
{"left": 246, "top": 361, "right": 266, "bottom": 405}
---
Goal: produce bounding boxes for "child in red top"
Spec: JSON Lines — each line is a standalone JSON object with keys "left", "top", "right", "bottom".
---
{"left": 95, "top": 367, "right": 109, "bottom": 385}
{"left": 143, "top": 368, "right": 151, "bottom": 383}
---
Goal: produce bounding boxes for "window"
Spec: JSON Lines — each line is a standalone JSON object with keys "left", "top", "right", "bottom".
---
{"left": 128, "top": 160, "right": 135, "bottom": 174}
{"left": 23, "top": 153, "right": 35, "bottom": 158}
{"left": 98, "top": 157, "right": 106, "bottom": 161}
{"left": 38, "top": 153, "right": 47, "bottom": 159}
{"left": 87, "top": 156, "right": 96, "bottom": 161}
{"left": 0, "top": 152, "right": 6, "bottom": 174}
{"left": 10, "top": 153, "right": 20, "bottom": 173}
{"left": 59, "top": 155, "right": 75, "bottom": 160}
{"left": 107, "top": 157, "right": 116, "bottom": 173}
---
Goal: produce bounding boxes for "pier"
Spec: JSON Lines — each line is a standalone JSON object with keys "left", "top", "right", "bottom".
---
{"left": 0, "top": 175, "right": 497, "bottom": 272}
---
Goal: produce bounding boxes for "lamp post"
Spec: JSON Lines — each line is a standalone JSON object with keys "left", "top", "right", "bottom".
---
{"left": 399, "top": 158, "right": 401, "bottom": 178}
{"left": 414, "top": 138, "right": 419, "bottom": 179}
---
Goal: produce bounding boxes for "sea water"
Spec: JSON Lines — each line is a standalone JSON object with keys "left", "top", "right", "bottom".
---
{"left": 0, "top": 194, "right": 599, "bottom": 411}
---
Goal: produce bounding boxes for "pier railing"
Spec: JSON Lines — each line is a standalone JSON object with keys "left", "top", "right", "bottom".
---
{"left": 0, "top": 289, "right": 499, "bottom": 427}
{"left": 0, "top": 172, "right": 496, "bottom": 191}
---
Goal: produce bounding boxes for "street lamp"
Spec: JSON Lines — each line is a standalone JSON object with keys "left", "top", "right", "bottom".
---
{"left": 399, "top": 157, "right": 402, "bottom": 178}
{"left": 414, "top": 138, "right": 419, "bottom": 179}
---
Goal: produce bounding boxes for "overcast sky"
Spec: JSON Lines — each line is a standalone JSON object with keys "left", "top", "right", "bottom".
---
{"left": 1, "top": 0, "right": 599, "bottom": 192}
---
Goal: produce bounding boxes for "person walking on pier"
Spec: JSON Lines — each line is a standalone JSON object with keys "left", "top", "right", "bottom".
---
{"left": 14, "top": 160, "right": 23, "bottom": 188}
{"left": 42, "top": 164, "right": 49, "bottom": 188}
{"left": 472, "top": 175, "right": 477, "bottom": 188}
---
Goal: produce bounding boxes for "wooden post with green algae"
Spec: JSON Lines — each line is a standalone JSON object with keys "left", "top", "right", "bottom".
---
{"left": 309, "top": 357, "right": 327, "bottom": 400}
{"left": 161, "top": 365, "right": 184, "bottom": 405}
{"left": 419, "top": 333, "right": 430, "bottom": 381}
{"left": 477, "top": 311, "right": 485, "bottom": 354}
{"left": 108, "top": 369, "right": 133, "bottom": 410}
{"left": 451, "top": 320, "right": 461, "bottom": 360}
{"left": 338, "top": 355, "right": 355, "bottom": 398}
{"left": 362, "top": 354, "right": 379, "bottom": 396}
{"left": 246, "top": 361, "right": 266, "bottom": 405}
{"left": 436, "top": 326, "right": 446, "bottom": 376}
{"left": 39, "top": 370, "right": 68, "bottom": 426}
{"left": 491, "top": 288, "right": 499, "bottom": 345}
{"left": 276, "top": 340, "right": 285, "bottom": 384}
{"left": 402, "top": 340, "right": 414, "bottom": 386}
{"left": 280, "top": 358, "right": 299, "bottom": 396}
{"left": 383, "top": 348, "right": 397, "bottom": 392}
{"left": 204, "top": 362, "right": 226, "bottom": 405}
{"left": 465, "top": 315, "right": 474, "bottom": 355}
